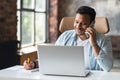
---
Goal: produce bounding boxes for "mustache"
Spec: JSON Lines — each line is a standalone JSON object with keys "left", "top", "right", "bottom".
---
{"left": 74, "top": 27, "right": 83, "bottom": 30}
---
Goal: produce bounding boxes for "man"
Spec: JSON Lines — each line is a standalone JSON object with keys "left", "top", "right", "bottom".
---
{"left": 24, "top": 6, "right": 113, "bottom": 72}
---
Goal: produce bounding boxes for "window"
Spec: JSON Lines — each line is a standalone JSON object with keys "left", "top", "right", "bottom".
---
{"left": 17, "top": 0, "right": 49, "bottom": 47}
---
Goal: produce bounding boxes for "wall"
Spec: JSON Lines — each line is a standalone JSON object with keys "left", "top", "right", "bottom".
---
{"left": 57, "top": 0, "right": 120, "bottom": 36}
{"left": 0, "top": 0, "right": 19, "bottom": 69}
{"left": 56, "top": 0, "right": 120, "bottom": 57}
{"left": 0, "top": 0, "right": 17, "bottom": 42}
{"left": 49, "top": 0, "right": 58, "bottom": 43}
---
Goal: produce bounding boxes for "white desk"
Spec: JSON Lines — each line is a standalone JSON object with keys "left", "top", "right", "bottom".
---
{"left": 0, "top": 65, "right": 120, "bottom": 80}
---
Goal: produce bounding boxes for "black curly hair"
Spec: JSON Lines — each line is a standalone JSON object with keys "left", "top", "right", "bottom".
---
{"left": 76, "top": 6, "right": 96, "bottom": 22}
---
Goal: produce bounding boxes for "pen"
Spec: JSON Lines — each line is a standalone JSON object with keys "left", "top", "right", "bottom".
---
{"left": 27, "top": 57, "right": 30, "bottom": 63}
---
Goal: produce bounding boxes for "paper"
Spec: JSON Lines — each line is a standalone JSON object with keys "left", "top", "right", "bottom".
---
{"left": 6, "top": 65, "right": 39, "bottom": 73}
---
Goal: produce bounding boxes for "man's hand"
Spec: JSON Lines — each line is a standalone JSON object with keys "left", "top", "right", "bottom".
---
{"left": 86, "top": 27, "right": 96, "bottom": 46}
{"left": 86, "top": 27, "right": 100, "bottom": 57}
{"left": 23, "top": 60, "right": 35, "bottom": 70}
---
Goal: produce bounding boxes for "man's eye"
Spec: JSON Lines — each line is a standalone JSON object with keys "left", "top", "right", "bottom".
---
{"left": 75, "top": 21, "right": 78, "bottom": 23}
{"left": 82, "top": 23, "right": 87, "bottom": 25}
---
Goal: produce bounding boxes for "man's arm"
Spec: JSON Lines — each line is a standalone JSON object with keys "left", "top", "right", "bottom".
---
{"left": 95, "top": 36, "right": 113, "bottom": 72}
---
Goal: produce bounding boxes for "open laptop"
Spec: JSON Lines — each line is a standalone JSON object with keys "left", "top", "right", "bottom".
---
{"left": 37, "top": 45, "right": 90, "bottom": 77}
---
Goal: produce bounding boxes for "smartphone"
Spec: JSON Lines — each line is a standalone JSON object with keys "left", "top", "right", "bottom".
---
{"left": 85, "top": 21, "right": 94, "bottom": 38}
{"left": 89, "top": 21, "right": 94, "bottom": 28}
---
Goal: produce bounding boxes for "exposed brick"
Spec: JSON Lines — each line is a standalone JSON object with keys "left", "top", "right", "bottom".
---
{"left": 49, "top": 0, "right": 58, "bottom": 43}
{"left": 0, "top": 0, "right": 17, "bottom": 42}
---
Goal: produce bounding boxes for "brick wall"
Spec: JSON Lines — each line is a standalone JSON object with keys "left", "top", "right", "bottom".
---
{"left": 0, "top": 0, "right": 19, "bottom": 69}
{"left": 0, "top": 0, "right": 17, "bottom": 42}
{"left": 49, "top": 0, "right": 58, "bottom": 43}
{"left": 0, "top": 0, "right": 58, "bottom": 43}
{"left": 49, "top": 0, "right": 75, "bottom": 42}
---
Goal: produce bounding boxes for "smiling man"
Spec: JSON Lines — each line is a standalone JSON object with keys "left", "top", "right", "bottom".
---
{"left": 55, "top": 6, "right": 113, "bottom": 72}
{"left": 23, "top": 6, "right": 113, "bottom": 72}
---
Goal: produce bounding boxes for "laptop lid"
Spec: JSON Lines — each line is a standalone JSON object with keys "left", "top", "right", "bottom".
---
{"left": 37, "top": 45, "right": 89, "bottom": 77}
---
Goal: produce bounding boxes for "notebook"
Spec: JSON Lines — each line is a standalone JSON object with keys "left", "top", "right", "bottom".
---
{"left": 37, "top": 45, "right": 90, "bottom": 77}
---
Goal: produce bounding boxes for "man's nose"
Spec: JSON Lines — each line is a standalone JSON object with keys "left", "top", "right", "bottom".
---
{"left": 76, "top": 23, "right": 82, "bottom": 28}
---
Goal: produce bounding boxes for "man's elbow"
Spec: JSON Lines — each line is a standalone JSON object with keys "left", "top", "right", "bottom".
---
{"left": 102, "top": 62, "right": 113, "bottom": 72}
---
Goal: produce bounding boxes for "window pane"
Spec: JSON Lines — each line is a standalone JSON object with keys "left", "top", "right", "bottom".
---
{"left": 23, "top": 0, "right": 34, "bottom": 9}
{"left": 17, "top": 0, "right": 21, "bottom": 9}
{"left": 17, "top": 11, "right": 20, "bottom": 41}
{"left": 22, "top": 11, "right": 34, "bottom": 46}
{"left": 35, "top": 13, "right": 46, "bottom": 43}
{"left": 35, "top": 0, "right": 46, "bottom": 11}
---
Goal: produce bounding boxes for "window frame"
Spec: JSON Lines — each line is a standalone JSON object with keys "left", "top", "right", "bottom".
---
{"left": 17, "top": 0, "right": 49, "bottom": 48}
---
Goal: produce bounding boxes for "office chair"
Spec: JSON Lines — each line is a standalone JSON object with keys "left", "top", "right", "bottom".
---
{"left": 59, "top": 17, "right": 109, "bottom": 34}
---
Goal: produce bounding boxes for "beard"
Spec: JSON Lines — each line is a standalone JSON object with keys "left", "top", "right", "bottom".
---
{"left": 74, "top": 28, "right": 85, "bottom": 36}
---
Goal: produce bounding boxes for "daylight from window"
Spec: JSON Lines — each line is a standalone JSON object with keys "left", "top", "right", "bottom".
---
{"left": 17, "top": 0, "right": 47, "bottom": 47}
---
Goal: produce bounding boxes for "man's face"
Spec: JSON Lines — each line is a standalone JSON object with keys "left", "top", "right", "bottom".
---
{"left": 74, "top": 13, "right": 91, "bottom": 36}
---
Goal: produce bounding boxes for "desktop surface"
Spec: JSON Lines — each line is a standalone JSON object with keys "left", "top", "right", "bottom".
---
{"left": 0, "top": 65, "right": 120, "bottom": 80}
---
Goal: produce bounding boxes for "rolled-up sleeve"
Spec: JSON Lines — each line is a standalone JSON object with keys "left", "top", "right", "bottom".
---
{"left": 95, "top": 36, "right": 113, "bottom": 72}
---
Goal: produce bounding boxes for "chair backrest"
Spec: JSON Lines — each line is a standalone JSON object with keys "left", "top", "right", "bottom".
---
{"left": 59, "top": 17, "right": 109, "bottom": 34}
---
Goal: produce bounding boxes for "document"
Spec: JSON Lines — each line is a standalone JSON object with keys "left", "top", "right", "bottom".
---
{"left": 6, "top": 65, "right": 39, "bottom": 73}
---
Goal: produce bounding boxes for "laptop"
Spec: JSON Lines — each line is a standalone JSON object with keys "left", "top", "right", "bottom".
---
{"left": 37, "top": 45, "right": 90, "bottom": 77}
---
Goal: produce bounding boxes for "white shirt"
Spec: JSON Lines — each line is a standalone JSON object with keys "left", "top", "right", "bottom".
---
{"left": 76, "top": 36, "right": 90, "bottom": 69}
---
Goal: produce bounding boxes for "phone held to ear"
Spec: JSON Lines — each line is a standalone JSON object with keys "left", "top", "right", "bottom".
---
{"left": 85, "top": 21, "right": 94, "bottom": 38}
{"left": 89, "top": 21, "right": 94, "bottom": 28}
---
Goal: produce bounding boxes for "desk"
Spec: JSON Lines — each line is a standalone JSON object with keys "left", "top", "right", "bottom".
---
{"left": 0, "top": 65, "right": 120, "bottom": 80}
